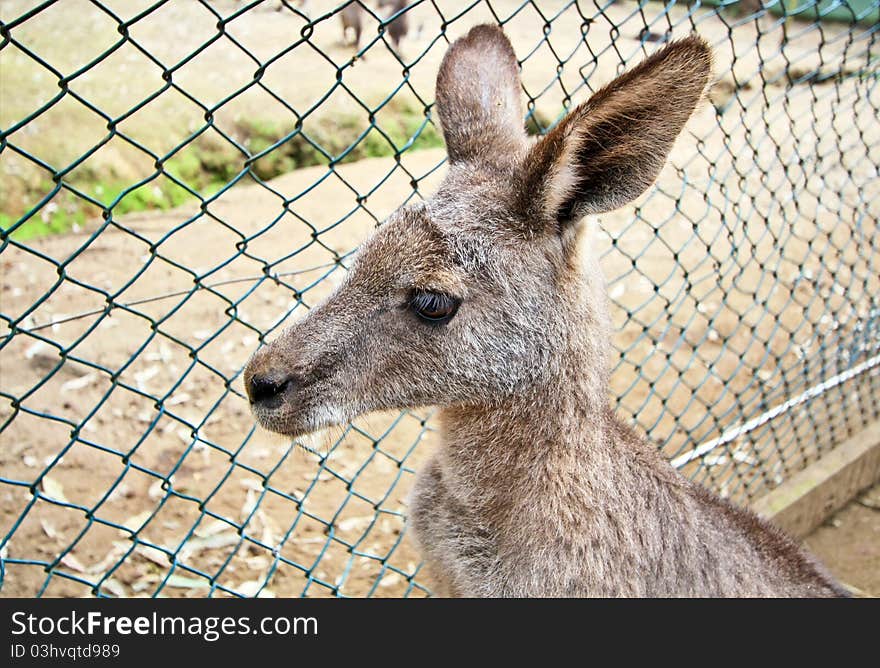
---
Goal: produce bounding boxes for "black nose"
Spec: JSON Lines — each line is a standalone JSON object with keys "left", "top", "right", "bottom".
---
{"left": 247, "top": 374, "right": 293, "bottom": 406}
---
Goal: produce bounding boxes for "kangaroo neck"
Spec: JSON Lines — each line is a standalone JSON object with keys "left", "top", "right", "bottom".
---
{"left": 437, "top": 324, "right": 616, "bottom": 501}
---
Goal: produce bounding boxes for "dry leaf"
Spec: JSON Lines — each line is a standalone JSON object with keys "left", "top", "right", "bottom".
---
{"left": 239, "top": 478, "right": 263, "bottom": 492}
{"left": 134, "top": 366, "right": 159, "bottom": 389}
{"left": 61, "top": 553, "right": 87, "bottom": 573}
{"left": 25, "top": 341, "right": 47, "bottom": 359}
{"left": 135, "top": 545, "right": 169, "bottom": 567}
{"left": 166, "top": 393, "right": 191, "bottom": 406}
{"left": 120, "top": 511, "right": 152, "bottom": 534}
{"left": 145, "top": 344, "right": 172, "bottom": 363}
{"left": 40, "top": 476, "right": 68, "bottom": 503}
{"left": 106, "top": 483, "right": 132, "bottom": 502}
{"left": 732, "top": 450, "right": 758, "bottom": 465}
{"left": 337, "top": 516, "right": 372, "bottom": 532}
{"left": 39, "top": 519, "right": 57, "bottom": 539}
{"left": 260, "top": 524, "right": 277, "bottom": 549}
{"left": 166, "top": 574, "right": 209, "bottom": 589}
{"left": 703, "top": 454, "right": 728, "bottom": 467}
{"left": 235, "top": 580, "right": 265, "bottom": 597}
{"left": 131, "top": 573, "right": 160, "bottom": 593}
{"left": 301, "top": 472, "right": 332, "bottom": 482}
{"left": 179, "top": 533, "right": 240, "bottom": 560}
{"left": 193, "top": 520, "right": 231, "bottom": 539}
{"left": 240, "top": 489, "right": 257, "bottom": 520}
{"left": 378, "top": 573, "right": 401, "bottom": 588}
{"left": 147, "top": 479, "right": 165, "bottom": 501}
{"left": 61, "top": 373, "right": 95, "bottom": 393}
{"left": 101, "top": 578, "right": 126, "bottom": 597}
{"left": 246, "top": 556, "right": 269, "bottom": 570}
{"left": 85, "top": 543, "right": 129, "bottom": 575}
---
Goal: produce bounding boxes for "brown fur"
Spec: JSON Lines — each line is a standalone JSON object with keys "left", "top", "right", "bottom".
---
{"left": 243, "top": 25, "right": 846, "bottom": 597}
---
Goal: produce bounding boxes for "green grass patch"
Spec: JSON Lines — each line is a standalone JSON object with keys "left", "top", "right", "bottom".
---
{"left": 1, "top": 210, "right": 84, "bottom": 242}
{"left": 678, "top": 0, "right": 879, "bottom": 25}
{"left": 2, "top": 99, "right": 546, "bottom": 243}
{"left": 0, "top": 190, "right": 90, "bottom": 242}
{"left": 0, "top": 178, "right": 202, "bottom": 242}
{"left": 243, "top": 101, "right": 445, "bottom": 181}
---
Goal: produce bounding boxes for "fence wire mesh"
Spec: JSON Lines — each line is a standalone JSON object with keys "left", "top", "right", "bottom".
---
{"left": 0, "top": 0, "right": 878, "bottom": 598}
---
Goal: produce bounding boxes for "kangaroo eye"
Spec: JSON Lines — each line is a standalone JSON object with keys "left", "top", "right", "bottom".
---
{"left": 410, "top": 291, "right": 461, "bottom": 323}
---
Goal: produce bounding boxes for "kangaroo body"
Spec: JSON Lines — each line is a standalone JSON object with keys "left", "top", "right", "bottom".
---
{"left": 411, "top": 395, "right": 842, "bottom": 597}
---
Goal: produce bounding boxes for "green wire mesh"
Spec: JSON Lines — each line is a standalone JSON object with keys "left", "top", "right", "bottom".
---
{"left": 1, "top": 0, "right": 878, "bottom": 598}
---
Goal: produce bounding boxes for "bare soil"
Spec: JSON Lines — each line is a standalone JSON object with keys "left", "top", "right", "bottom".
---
{"left": 805, "top": 483, "right": 880, "bottom": 598}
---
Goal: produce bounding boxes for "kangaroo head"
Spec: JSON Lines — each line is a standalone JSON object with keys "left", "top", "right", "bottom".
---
{"left": 244, "top": 24, "right": 712, "bottom": 436}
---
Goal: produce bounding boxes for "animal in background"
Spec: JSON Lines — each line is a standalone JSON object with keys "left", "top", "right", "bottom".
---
{"left": 378, "top": 0, "right": 410, "bottom": 52}
{"left": 339, "top": 2, "right": 365, "bottom": 50}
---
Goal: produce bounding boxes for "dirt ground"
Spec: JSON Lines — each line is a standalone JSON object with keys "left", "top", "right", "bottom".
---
{"left": 1, "top": 1, "right": 878, "bottom": 598}
{"left": 805, "top": 483, "right": 880, "bottom": 597}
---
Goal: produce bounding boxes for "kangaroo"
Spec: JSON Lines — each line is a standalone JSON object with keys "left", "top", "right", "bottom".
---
{"left": 339, "top": 2, "right": 364, "bottom": 50}
{"left": 378, "top": 0, "right": 409, "bottom": 52}
{"left": 243, "top": 24, "right": 846, "bottom": 597}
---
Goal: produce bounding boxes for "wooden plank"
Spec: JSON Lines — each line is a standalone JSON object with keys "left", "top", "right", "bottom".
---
{"left": 751, "top": 420, "right": 880, "bottom": 539}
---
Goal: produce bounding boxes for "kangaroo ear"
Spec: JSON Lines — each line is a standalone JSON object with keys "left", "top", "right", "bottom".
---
{"left": 521, "top": 36, "right": 713, "bottom": 226}
{"left": 435, "top": 24, "right": 527, "bottom": 163}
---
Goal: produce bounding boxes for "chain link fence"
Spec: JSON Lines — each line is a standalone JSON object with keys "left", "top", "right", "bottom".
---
{"left": 1, "top": 0, "right": 878, "bottom": 598}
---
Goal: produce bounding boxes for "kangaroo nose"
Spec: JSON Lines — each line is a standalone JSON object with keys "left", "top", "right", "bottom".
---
{"left": 246, "top": 374, "right": 293, "bottom": 406}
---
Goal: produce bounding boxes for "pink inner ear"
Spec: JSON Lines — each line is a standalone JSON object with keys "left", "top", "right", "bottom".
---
{"left": 519, "top": 36, "right": 712, "bottom": 225}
